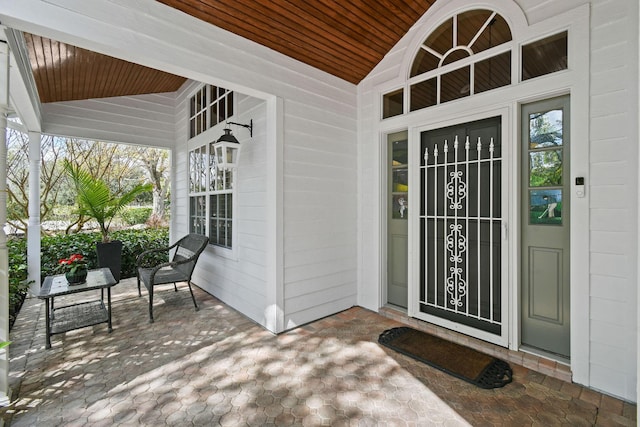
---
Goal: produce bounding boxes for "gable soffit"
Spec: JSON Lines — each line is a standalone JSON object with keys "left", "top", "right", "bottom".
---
{"left": 21, "top": 0, "right": 435, "bottom": 104}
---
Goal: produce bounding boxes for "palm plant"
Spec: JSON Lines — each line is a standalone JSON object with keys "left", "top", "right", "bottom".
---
{"left": 64, "top": 160, "right": 153, "bottom": 243}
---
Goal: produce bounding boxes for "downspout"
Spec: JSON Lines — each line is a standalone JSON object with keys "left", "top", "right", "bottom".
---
{"left": 0, "top": 40, "right": 10, "bottom": 406}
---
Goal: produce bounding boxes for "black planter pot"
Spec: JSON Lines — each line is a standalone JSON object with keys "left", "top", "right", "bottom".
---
{"left": 96, "top": 240, "right": 123, "bottom": 283}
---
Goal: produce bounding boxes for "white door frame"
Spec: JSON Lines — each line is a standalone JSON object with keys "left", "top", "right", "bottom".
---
{"left": 408, "top": 107, "right": 511, "bottom": 347}
{"left": 373, "top": 2, "right": 590, "bottom": 385}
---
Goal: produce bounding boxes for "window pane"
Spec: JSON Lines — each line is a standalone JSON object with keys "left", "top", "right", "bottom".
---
{"left": 189, "top": 118, "right": 196, "bottom": 139}
{"left": 441, "top": 66, "right": 470, "bottom": 103}
{"left": 529, "top": 149, "right": 562, "bottom": 187}
{"left": 189, "top": 97, "right": 196, "bottom": 118}
{"left": 410, "top": 48, "right": 440, "bottom": 77}
{"left": 469, "top": 14, "right": 512, "bottom": 53}
{"left": 382, "top": 89, "right": 403, "bottom": 119}
{"left": 457, "top": 10, "right": 493, "bottom": 46}
{"left": 210, "top": 219, "right": 219, "bottom": 244}
{"left": 442, "top": 49, "right": 470, "bottom": 66}
{"left": 410, "top": 78, "right": 437, "bottom": 111}
{"left": 529, "top": 189, "right": 563, "bottom": 225}
{"left": 227, "top": 194, "right": 232, "bottom": 218}
{"left": 210, "top": 102, "right": 218, "bottom": 127}
{"left": 210, "top": 195, "right": 218, "bottom": 217}
{"left": 522, "top": 32, "right": 567, "bottom": 81}
{"left": 190, "top": 196, "right": 206, "bottom": 234}
{"left": 529, "top": 109, "right": 563, "bottom": 149}
{"left": 224, "top": 169, "right": 233, "bottom": 190}
{"left": 425, "top": 17, "right": 453, "bottom": 56}
{"left": 219, "top": 220, "right": 227, "bottom": 246}
{"left": 189, "top": 151, "right": 196, "bottom": 191}
{"left": 392, "top": 139, "right": 408, "bottom": 165}
{"left": 227, "top": 92, "right": 234, "bottom": 118}
{"left": 474, "top": 51, "right": 511, "bottom": 94}
{"left": 218, "top": 193, "right": 226, "bottom": 215}
{"left": 218, "top": 97, "right": 226, "bottom": 124}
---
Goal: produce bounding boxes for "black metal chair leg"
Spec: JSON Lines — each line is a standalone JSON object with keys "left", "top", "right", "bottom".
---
{"left": 187, "top": 281, "right": 199, "bottom": 311}
{"left": 137, "top": 277, "right": 142, "bottom": 297}
{"left": 148, "top": 287, "right": 154, "bottom": 323}
{"left": 173, "top": 282, "right": 178, "bottom": 292}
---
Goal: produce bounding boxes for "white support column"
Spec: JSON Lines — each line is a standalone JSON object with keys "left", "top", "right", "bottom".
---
{"left": 0, "top": 41, "right": 11, "bottom": 407}
{"left": 27, "top": 131, "right": 41, "bottom": 296}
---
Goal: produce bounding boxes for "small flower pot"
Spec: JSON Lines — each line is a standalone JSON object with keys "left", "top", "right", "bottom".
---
{"left": 65, "top": 266, "right": 88, "bottom": 285}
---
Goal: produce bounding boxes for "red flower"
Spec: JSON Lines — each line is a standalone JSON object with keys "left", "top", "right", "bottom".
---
{"left": 58, "top": 254, "right": 87, "bottom": 275}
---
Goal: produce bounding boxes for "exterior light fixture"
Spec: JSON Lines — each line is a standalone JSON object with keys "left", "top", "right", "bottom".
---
{"left": 213, "top": 120, "right": 253, "bottom": 170}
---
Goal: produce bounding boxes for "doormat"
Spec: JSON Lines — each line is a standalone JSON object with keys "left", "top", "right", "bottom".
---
{"left": 378, "top": 327, "right": 513, "bottom": 389}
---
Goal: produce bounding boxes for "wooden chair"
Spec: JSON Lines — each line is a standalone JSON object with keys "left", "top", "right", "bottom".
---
{"left": 136, "top": 233, "right": 209, "bottom": 322}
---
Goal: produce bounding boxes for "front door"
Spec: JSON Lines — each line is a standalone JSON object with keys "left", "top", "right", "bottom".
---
{"left": 387, "top": 131, "right": 408, "bottom": 308}
{"left": 520, "top": 96, "right": 570, "bottom": 359}
{"left": 416, "top": 116, "right": 505, "bottom": 342}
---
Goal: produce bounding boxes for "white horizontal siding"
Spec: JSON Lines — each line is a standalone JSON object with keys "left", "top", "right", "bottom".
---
{"left": 281, "top": 94, "right": 358, "bottom": 329}
{"left": 41, "top": 92, "right": 177, "bottom": 147}
{"left": 173, "top": 87, "right": 271, "bottom": 329}
{"left": 587, "top": 0, "right": 638, "bottom": 401}
{"left": 2, "top": 0, "right": 359, "bottom": 333}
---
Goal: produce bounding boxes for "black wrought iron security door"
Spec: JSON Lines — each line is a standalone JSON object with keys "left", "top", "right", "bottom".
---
{"left": 419, "top": 117, "right": 502, "bottom": 335}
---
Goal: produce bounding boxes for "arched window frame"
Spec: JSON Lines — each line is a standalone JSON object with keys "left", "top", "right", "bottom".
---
{"left": 406, "top": 10, "right": 514, "bottom": 110}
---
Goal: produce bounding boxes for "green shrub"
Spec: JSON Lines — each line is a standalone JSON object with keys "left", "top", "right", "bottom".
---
{"left": 112, "top": 228, "right": 169, "bottom": 278}
{"left": 7, "top": 237, "right": 32, "bottom": 325}
{"left": 8, "top": 228, "right": 170, "bottom": 329}
{"left": 120, "top": 207, "right": 152, "bottom": 225}
{"left": 40, "top": 227, "right": 169, "bottom": 283}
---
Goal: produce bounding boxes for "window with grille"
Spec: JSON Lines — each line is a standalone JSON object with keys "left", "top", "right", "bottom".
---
{"left": 381, "top": 10, "right": 569, "bottom": 119}
{"left": 188, "top": 84, "right": 235, "bottom": 248}
{"left": 189, "top": 84, "right": 234, "bottom": 139}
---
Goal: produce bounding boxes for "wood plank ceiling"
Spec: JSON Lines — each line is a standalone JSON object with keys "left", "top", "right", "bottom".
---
{"left": 25, "top": 0, "right": 435, "bottom": 103}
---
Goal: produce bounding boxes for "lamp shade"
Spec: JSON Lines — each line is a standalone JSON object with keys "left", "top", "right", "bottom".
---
{"left": 212, "top": 128, "right": 240, "bottom": 170}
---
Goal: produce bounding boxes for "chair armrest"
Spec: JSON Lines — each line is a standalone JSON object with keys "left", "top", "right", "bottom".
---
{"left": 136, "top": 240, "right": 182, "bottom": 267}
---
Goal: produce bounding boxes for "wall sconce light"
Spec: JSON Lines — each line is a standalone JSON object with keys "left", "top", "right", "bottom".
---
{"left": 213, "top": 120, "right": 253, "bottom": 170}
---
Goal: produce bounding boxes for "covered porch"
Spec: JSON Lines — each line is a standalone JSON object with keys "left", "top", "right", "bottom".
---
{"left": 2, "top": 278, "right": 636, "bottom": 426}
{"left": 0, "top": 0, "right": 639, "bottom": 418}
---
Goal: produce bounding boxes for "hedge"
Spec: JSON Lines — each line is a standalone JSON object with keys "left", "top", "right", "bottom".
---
{"left": 7, "top": 227, "right": 170, "bottom": 329}
{"left": 40, "top": 227, "right": 170, "bottom": 281}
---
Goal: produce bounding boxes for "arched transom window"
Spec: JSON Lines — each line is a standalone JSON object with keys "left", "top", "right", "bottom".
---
{"left": 382, "top": 9, "right": 568, "bottom": 119}
{"left": 410, "top": 10, "right": 512, "bottom": 110}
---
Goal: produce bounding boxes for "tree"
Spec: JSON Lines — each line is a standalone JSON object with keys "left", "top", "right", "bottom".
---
{"left": 64, "top": 160, "right": 152, "bottom": 243}
{"left": 6, "top": 131, "right": 67, "bottom": 234}
{"left": 5, "top": 131, "right": 170, "bottom": 235}
{"left": 139, "top": 148, "right": 170, "bottom": 221}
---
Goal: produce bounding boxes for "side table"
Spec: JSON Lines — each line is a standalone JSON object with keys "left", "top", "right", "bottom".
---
{"left": 38, "top": 268, "right": 117, "bottom": 349}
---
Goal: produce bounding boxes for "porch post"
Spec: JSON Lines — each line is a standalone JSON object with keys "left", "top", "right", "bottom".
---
{"left": 27, "top": 131, "right": 41, "bottom": 295}
{"left": 0, "top": 41, "right": 11, "bottom": 406}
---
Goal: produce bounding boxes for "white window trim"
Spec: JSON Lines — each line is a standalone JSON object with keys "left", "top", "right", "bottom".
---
{"left": 187, "top": 85, "right": 239, "bottom": 260}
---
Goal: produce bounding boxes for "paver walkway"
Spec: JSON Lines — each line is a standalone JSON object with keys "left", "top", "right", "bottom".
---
{"left": 1, "top": 278, "right": 636, "bottom": 426}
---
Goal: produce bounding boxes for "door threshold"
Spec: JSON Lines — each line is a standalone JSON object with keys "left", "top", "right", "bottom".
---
{"left": 520, "top": 345, "right": 570, "bottom": 366}
{"left": 383, "top": 303, "right": 408, "bottom": 314}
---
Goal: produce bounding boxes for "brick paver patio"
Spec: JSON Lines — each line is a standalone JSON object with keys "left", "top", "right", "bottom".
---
{"left": 1, "top": 278, "right": 636, "bottom": 426}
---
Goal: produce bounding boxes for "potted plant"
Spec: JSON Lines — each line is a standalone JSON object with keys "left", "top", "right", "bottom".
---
{"left": 64, "top": 160, "right": 152, "bottom": 282}
{"left": 58, "top": 253, "right": 89, "bottom": 284}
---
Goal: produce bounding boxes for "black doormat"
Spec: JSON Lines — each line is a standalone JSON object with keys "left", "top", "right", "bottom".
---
{"left": 378, "top": 327, "right": 513, "bottom": 389}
